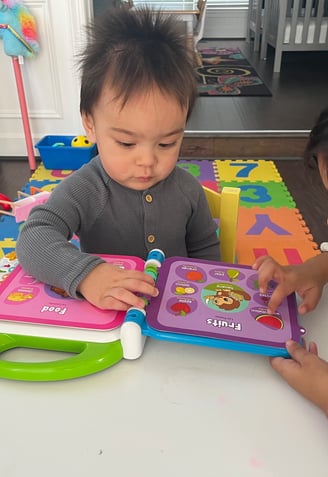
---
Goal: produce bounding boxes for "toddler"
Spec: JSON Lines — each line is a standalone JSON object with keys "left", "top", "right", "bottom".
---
{"left": 17, "top": 7, "right": 220, "bottom": 312}
{"left": 253, "top": 107, "right": 328, "bottom": 415}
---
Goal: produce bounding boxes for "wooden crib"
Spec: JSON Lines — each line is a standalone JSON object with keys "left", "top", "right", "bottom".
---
{"left": 260, "top": 0, "right": 328, "bottom": 72}
{"left": 246, "top": 0, "right": 264, "bottom": 51}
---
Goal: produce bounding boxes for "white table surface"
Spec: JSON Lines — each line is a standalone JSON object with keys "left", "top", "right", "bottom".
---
{"left": 1, "top": 286, "right": 328, "bottom": 477}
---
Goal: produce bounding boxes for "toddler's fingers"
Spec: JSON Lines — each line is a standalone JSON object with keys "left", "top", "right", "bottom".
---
{"left": 269, "top": 355, "right": 286, "bottom": 373}
{"left": 252, "top": 255, "right": 271, "bottom": 269}
{"left": 254, "top": 258, "right": 282, "bottom": 293}
{"left": 285, "top": 340, "right": 308, "bottom": 363}
{"left": 126, "top": 270, "right": 156, "bottom": 286}
{"left": 101, "top": 287, "right": 150, "bottom": 310}
{"left": 270, "top": 353, "right": 303, "bottom": 390}
{"left": 98, "top": 297, "right": 130, "bottom": 311}
{"left": 270, "top": 341, "right": 304, "bottom": 376}
{"left": 297, "top": 288, "right": 322, "bottom": 314}
{"left": 308, "top": 341, "right": 319, "bottom": 356}
{"left": 122, "top": 277, "right": 159, "bottom": 299}
{"left": 265, "top": 285, "right": 291, "bottom": 313}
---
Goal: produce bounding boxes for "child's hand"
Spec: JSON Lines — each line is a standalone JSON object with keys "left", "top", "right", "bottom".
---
{"left": 77, "top": 262, "right": 158, "bottom": 310}
{"left": 270, "top": 340, "right": 328, "bottom": 416}
{"left": 253, "top": 255, "right": 325, "bottom": 314}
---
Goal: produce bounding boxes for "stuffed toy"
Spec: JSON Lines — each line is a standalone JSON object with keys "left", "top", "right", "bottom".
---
{"left": 0, "top": 0, "right": 39, "bottom": 57}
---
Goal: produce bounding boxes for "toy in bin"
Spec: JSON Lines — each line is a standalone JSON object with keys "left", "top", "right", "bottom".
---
{"left": 35, "top": 135, "right": 97, "bottom": 170}
{"left": 71, "top": 135, "right": 93, "bottom": 147}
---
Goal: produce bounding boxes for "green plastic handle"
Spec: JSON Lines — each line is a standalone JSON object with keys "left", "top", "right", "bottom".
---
{"left": 0, "top": 334, "right": 123, "bottom": 381}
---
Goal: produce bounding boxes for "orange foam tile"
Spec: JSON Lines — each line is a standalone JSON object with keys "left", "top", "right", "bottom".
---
{"left": 237, "top": 207, "right": 314, "bottom": 242}
{"left": 236, "top": 239, "right": 320, "bottom": 266}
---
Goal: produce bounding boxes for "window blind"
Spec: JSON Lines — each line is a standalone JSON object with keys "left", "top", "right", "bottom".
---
{"left": 133, "top": 1, "right": 248, "bottom": 7}
{"left": 207, "top": 0, "right": 249, "bottom": 8}
{"left": 132, "top": 0, "right": 249, "bottom": 37}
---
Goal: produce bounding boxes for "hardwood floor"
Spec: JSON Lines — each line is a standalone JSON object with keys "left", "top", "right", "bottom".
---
{"left": 1, "top": 157, "right": 327, "bottom": 247}
{"left": 182, "top": 39, "right": 328, "bottom": 157}
{"left": 187, "top": 39, "right": 328, "bottom": 133}
{"left": 0, "top": 159, "right": 35, "bottom": 199}
{"left": 274, "top": 159, "right": 328, "bottom": 246}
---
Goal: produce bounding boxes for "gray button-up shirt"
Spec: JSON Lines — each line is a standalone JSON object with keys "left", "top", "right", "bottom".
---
{"left": 16, "top": 156, "right": 220, "bottom": 297}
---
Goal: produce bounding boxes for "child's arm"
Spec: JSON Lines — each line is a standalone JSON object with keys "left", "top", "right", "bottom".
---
{"left": 77, "top": 262, "right": 158, "bottom": 310}
{"left": 17, "top": 212, "right": 159, "bottom": 310}
{"left": 270, "top": 340, "right": 328, "bottom": 416}
{"left": 253, "top": 254, "right": 328, "bottom": 313}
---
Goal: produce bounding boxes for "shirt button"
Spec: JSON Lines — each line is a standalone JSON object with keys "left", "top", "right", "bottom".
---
{"left": 145, "top": 194, "right": 153, "bottom": 203}
{"left": 147, "top": 234, "right": 155, "bottom": 244}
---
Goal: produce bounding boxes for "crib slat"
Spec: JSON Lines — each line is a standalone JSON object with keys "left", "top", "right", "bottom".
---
{"left": 313, "top": 0, "right": 325, "bottom": 45}
{"left": 246, "top": 0, "right": 263, "bottom": 51}
{"left": 260, "top": 0, "right": 328, "bottom": 73}
{"left": 301, "top": 0, "right": 312, "bottom": 45}
{"left": 290, "top": 0, "right": 300, "bottom": 45}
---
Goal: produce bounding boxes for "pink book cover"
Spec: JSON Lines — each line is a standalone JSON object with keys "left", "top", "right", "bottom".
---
{"left": 0, "top": 255, "right": 144, "bottom": 331}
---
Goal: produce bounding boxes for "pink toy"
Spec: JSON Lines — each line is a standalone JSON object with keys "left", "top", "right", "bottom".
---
{"left": 0, "top": 190, "right": 50, "bottom": 222}
{"left": 0, "top": 193, "right": 12, "bottom": 211}
{"left": 0, "top": 255, "right": 145, "bottom": 340}
{"left": 0, "top": 0, "right": 40, "bottom": 171}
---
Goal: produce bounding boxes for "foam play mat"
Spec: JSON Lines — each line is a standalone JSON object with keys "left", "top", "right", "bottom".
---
{"left": 0, "top": 159, "right": 320, "bottom": 265}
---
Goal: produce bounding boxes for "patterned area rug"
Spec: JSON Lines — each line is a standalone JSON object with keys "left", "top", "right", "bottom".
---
{"left": 196, "top": 46, "right": 272, "bottom": 97}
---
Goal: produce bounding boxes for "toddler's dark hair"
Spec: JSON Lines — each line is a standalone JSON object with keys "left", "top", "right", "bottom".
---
{"left": 304, "top": 107, "right": 328, "bottom": 172}
{"left": 79, "top": 6, "right": 198, "bottom": 118}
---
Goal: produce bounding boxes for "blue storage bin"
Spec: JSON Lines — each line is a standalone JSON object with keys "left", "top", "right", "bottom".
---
{"left": 35, "top": 135, "right": 97, "bottom": 170}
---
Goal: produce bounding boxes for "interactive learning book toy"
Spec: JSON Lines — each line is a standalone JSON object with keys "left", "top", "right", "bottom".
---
{"left": 121, "top": 254, "right": 304, "bottom": 359}
{"left": 0, "top": 250, "right": 304, "bottom": 371}
{"left": 0, "top": 253, "right": 146, "bottom": 381}
{"left": 0, "top": 254, "right": 145, "bottom": 343}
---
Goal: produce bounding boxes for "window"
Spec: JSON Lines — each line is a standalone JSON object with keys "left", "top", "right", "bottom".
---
{"left": 127, "top": 1, "right": 249, "bottom": 38}
{"left": 207, "top": 0, "right": 249, "bottom": 7}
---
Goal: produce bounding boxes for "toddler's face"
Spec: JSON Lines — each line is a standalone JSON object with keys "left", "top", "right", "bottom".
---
{"left": 82, "top": 86, "right": 188, "bottom": 190}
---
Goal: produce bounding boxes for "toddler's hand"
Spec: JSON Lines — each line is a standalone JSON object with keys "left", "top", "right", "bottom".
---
{"left": 252, "top": 255, "right": 298, "bottom": 313}
{"left": 77, "top": 262, "right": 158, "bottom": 310}
{"left": 253, "top": 255, "right": 323, "bottom": 314}
{"left": 270, "top": 340, "right": 328, "bottom": 415}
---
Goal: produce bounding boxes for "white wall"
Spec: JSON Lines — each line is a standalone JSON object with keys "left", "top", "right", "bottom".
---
{"left": 0, "top": 0, "right": 93, "bottom": 157}
{"left": 0, "top": 1, "right": 247, "bottom": 157}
